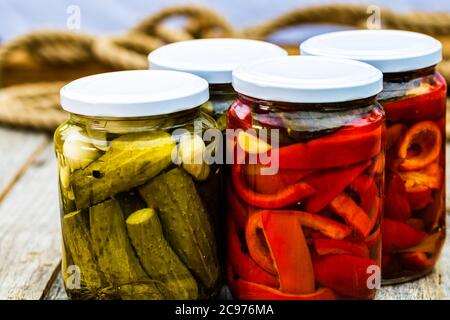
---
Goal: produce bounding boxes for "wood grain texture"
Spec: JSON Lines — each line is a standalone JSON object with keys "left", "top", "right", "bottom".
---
{"left": 0, "top": 142, "right": 62, "bottom": 300}
{"left": 0, "top": 127, "right": 48, "bottom": 201}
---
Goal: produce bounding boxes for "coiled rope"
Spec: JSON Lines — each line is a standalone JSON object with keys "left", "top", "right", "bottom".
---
{"left": 0, "top": 4, "right": 449, "bottom": 131}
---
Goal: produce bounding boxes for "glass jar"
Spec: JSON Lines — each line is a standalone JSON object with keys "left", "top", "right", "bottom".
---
{"left": 55, "top": 70, "right": 222, "bottom": 300}
{"left": 301, "top": 30, "right": 447, "bottom": 283}
{"left": 148, "top": 38, "right": 287, "bottom": 132}
{"left": 226, "top": 56, "right": 384, "bottom": 300}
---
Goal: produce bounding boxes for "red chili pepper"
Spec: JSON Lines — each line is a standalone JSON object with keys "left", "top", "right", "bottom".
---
{"left": 385, "top": 172, "right": 411, "bottom": 222}
{"left": 244, "top": 165, "right": 312, "bottom": 194}
{"left": 400, "top": 252, "right": 436, "bottom": 272}
{"left": 382, "top": 219, "right": 426, "bottom": 254}
{"left": 232, "top": 164, "right": 315, "bottom": 209}
{"left": 313, "top": 254, "right": 377, "bottom": 298}
{"left": 329, "top": 193, "right": 373, "bottom": 238}
{"left": 382, "top": 78, "right": 447, "bottom": 123}
{"left": 227, "top": 179, "right": 251, "bottom": 230}
{"left": 276, "top": 123, "right": 382, "bottom": 170}
{"left": 303, "top": 161, "right": 370, "bottom": 213}
{"left": 397, "top": 121, "right": 442, "bottom": 171}
{"left": 406, "top": 187, "right": 432, "bottom": 210}
{"left": 267, "top": 210, "right": 352, "bottom": 240}
{"left": 260, "top": 210, "right": 315, "bottom": 294}
{"left": 226, "top": 216, "right": 279, "bottom": 288}
{"left": 231, "top": 279, "right": 336, "bottom": 300}
{"left": 314, "top": 238, "right": 369, "bottom": 258}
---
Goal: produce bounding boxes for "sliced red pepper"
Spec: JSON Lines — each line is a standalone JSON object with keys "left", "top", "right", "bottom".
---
{"left": 245, "top": 165, "right": 312, "bottom": 194}
{"left": 329, "top": 193, "right": 373, "bottom": 238}
{"left": 232, "top": 279, "right": 336, "bottom": 300}
{"left": 313, "top": 254, "right": 377, "bottom": 298}
{"left": 385, "top": 172, "right": 411, "bottom": 222}
{"left": 314, "top": 238, "right": 369, "bottom": 258}
{"left": 400, "top": 252, "right": 436, "bottom": 272}
{"left": 382, "top": 218, "right": 426, "bottom": 254}
{"left": 386, "top": 123, "right": 406, "bottom": 150}
{"left": 303, "top": 161, "right": 370, "bottom": 213}
{"left": 382, "top": 78, "right": 447, "bottom": 122}
{"left": 227, "top": 179, "right": 251, "bottom": 230}
{"left": 397, "top": 121, "right": 442, "bottom": 171}
{"left": 421, "top": 188, "right": 445, "bottom": 230}
{"left": 406, "top": 218, "right": 425, "bottom": 231}
{"left": 365, "top": 227, "right": 381, "bottom": 249}
{"left": 227, "top": 98, "right": 253, "bottom": 130}
{"left": 226, "top": 216, "right": 279, "bottom": 288}
{"left": 406, "top": 187, "right": 432, "bottom": 210}
{"left": 232, "top": 164, "right": 315, "bottom": 209}
{"left": 267, "top": 210, "right": 352, "bottom": 240}
{"left": 261, "top": 210, "right": 315, "bottom": 294}
{"left": 245, "top": 212, "right": 277, "bottom": 275}
{"left": 349, "top": 174, "right": 380, "bottom": 233}
{"left": 370, "top": 154, "right": 385, "bottom": 175}
{"left": 399, "top": 162, "right": 443, "bottom": 192}
{"left": 276, "top": 124, "right": 382, "bottom": 170}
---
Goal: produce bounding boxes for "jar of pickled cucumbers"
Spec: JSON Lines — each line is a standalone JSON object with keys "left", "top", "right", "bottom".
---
{"left": 55, "top": 70, "right": 222, "bottom": 300}
{"left": 226, "top": 56, "right": 384, "bottom": 300}
{"left": 301, "top": 30, "right": 447, "bottom": 283}
{"left": 148, "top": 39, "right": 287, "bottom": 131}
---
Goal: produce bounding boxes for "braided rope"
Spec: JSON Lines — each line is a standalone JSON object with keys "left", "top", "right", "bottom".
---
{"left": 0, "top": 3, "right": 449, "bottom": 132}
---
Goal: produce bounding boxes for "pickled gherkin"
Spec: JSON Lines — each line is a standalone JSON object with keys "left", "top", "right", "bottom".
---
{"left": 72, "top": 131, "right": 175, "bottom": 210}
{"left": 139, "top": 168, "right": 219, "bottom": 290}
{"left": 89, "top": 198, "right": 164, "bottom": 299}
{"left": 62, "top": 210, "right": 106, "bottom": 290}
{"left": 126, "top": 208, "right": 198, "bottom": 299}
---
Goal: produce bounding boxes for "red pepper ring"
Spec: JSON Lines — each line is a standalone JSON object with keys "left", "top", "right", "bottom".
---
{"left": 226, "top": 215, "right": 279, "bottom": 288}
{"left": 245, "top": 212, "right": 277, "bottom": 275}
{"left": 276, "top": 123, "right": 382, "bottom": 170}
{"left": 231, "top": 164, "right": 315, "bottom": 209}
{"left": 314, "top": 238, "right": 370, "bottom": 258}
{"left": 231, "top": 279, "right": 336, "bottom": 300}
{"left": 329, "top": 193, "right": 373, "bottom": 238}
{"left": 397, "top": 121, "right": 442, "bottom": 171}
{"left": 261, "top": 210, "right": 352, "bottom": 240}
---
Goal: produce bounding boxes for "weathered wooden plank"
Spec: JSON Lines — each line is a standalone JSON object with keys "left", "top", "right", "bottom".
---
{"left": 43, "top": 269, "right": 67, "bottom": 300}
{"left": 0, "top": 127, "right": 48, "bottom": 201}
{"left": 0, "top": 142, "right": 62, "bottom": 300}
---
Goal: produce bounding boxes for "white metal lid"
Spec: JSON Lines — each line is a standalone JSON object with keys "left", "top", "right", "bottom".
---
{"left": 60, "top": 70, "right": 209, "bottom": 117}
{"left": 300, "top": 30, "right": 442, "bottom": 73}
{"left": 148, "top": 38, "right": 288, "bottom": 84}
{"left": 232, "top": 56, "right": 383, "bottom": 103}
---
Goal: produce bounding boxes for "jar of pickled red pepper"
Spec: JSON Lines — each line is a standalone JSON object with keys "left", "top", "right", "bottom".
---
{"left": 55, "top": 70, "right": 222, "bottom": 300}
{"left": 226, "top": 56, "right": 384, "bottom": 300}
{"left": 301, "top": 30, "right": 447, "bottom": 283}
{"left": 148, "top": 39, "right": 287, "bottom": 131}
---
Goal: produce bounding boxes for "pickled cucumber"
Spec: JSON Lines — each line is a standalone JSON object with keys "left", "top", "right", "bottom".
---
{"left": 62, "top": 210, "right": 106, "bottom": 290}
{"left": 72, "top": 131, "right": 175, "bottom": 209}
{"left": 119, "top": 283, "right": 164, "bottom": 300}
{"left": 139, "top": 168, "right": 219, "bottom": 290}
{"left": 126, "top": 208, "right": 198, "bottom": 299}
{"left": 89, "top": 198, "right": 163, "bottom": 299}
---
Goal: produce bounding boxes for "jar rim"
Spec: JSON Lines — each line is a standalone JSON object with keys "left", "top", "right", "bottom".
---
{"left": 300, "top": 30, "right": 442, "bottom": 73}
{"left": 60, "top": 70, "right": 209, "bottom": 117}
{"left": 148, "top": 39, "right": 287, "bottom": 84}
{"left": 232, "top": 56, "right": 383, "bottom": 103}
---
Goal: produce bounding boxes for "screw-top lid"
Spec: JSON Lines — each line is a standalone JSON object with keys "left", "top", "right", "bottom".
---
{"left": 232, "top": 56, "right": 383, "bottom": 103}
{"left": 300, "top": 30, "right": 442, "bottom": 73}
{"left": 60, "top": 70, "right": 209, "bottom": 117}
{"left": 148, "top": 39, "right": 288, "bottom": 84}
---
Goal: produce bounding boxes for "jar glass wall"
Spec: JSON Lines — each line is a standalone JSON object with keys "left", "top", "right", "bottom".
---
{"left": 226, "top": 56, "right": 384, "bottom": 300}
{"left": 378, "top": 66, "right": 446, "bottom": 283}
{"left": 201, "top": 83, "right": 237, "bottom": 131}
{"left": 55, "top": 70, "right": 222, "bottom": 300}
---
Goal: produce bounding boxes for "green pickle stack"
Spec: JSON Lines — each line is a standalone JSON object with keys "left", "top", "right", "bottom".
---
{"left": 56, "top": 126, "right": 220, "bottom": 300}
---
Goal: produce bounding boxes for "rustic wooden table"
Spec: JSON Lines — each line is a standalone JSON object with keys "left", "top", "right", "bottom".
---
{"left": 0, "top": 127, "right": 448, "bottom": 300}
